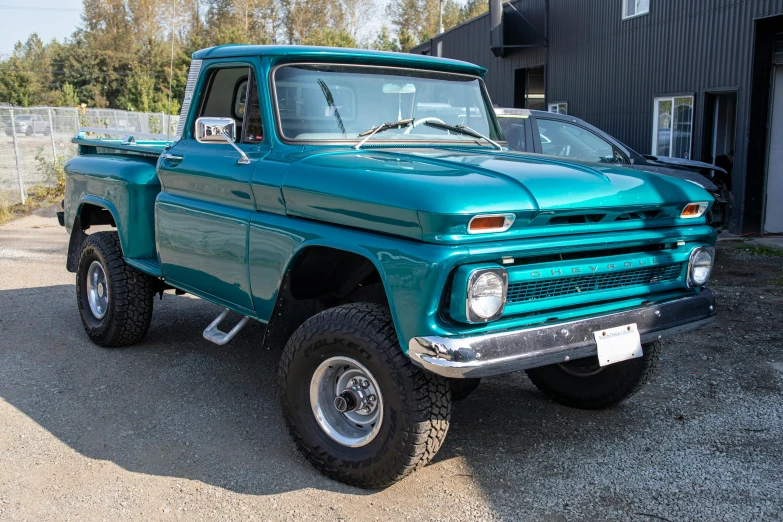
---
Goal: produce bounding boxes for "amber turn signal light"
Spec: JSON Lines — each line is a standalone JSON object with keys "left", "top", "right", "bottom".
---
{"left": 467, "top": 214, "right": 516, "bottom": 234}
{"left": 681, "top": 202, "right": 709, "bottom": 219}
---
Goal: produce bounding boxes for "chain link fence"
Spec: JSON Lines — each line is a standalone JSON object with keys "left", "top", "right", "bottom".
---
{"left": 0, "top": 107, "right": 177, "bottom": 207}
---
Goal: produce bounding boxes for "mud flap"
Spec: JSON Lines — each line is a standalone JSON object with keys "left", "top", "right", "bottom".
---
{"left": 66, "top": 215, "right": 88, "bottom": 273}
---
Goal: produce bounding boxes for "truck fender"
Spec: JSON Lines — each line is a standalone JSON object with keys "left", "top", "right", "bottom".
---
{"left": 260, "top": 243, "right": 392, "bottom": 352}
{"left": 66, "top": 196, "right": 122, "bottom": 273}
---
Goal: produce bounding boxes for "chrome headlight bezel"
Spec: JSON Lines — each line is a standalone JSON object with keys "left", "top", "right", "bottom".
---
{"left": 687, "top": 246, "right": 715, "bottom": 287}
{"left": 450, "top": 265, "right": 508, "bottom": 324}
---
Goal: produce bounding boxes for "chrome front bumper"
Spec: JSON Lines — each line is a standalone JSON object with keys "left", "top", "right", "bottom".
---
{"left": 408, "top": 290, "right": 716, "bottom": 379}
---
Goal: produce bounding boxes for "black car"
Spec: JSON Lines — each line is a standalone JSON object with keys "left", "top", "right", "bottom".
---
{"left": 495, "top": 108, "right": 733, "bottom": 229}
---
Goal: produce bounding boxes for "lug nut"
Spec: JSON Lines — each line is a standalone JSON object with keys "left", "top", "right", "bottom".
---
{"left": 367, "top": 394, "right": 376, "bottom": 402}
{"left": 362, "top": 380, "right": 370, "bottom": 389}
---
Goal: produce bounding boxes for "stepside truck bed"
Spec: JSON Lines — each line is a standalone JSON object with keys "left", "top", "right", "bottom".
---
{"left": 63, "top": 136, "right": 170, "bottom": 277}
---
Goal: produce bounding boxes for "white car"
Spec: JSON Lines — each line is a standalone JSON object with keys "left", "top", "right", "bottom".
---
{"left": 5, "top": 114, "right": 51, "bottom": 136}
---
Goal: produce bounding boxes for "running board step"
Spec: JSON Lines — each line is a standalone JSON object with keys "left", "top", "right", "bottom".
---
{"left": 203, "top": 308, "right": 250, "bottom": 345}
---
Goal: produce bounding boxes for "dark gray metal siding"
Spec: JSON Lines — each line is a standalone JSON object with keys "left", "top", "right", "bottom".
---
{"left": 413, "top": 0, "right": 783, "bottom": 233}
{"left": 412, "top": 0, "right": 548, "bottom": 108}
{"left": 547, "top": 0, "right": 782, "bottom": 162}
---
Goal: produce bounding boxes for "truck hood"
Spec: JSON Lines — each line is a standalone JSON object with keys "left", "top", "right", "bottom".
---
{"left": 281, "top": 147, "right": 713, "bottom": 242}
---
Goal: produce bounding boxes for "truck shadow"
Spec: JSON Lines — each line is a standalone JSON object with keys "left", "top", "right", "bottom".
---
{"left": 0, "top": 283, "right": 655, "bottom": 501}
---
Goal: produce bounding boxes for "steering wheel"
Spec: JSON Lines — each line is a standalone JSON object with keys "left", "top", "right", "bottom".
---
{"left": 404, "top": 117, "right": 447, "bottom": 134}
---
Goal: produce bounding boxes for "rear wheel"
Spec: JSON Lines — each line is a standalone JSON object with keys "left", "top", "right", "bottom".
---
{"left": 279, "top": 303, "right": 451, "bottom": 488}
{"left": 76, "top": 232, "right": 154, "bottom": 347}
{"left": 525, "top": 341, "right": 661, "bottom": 409}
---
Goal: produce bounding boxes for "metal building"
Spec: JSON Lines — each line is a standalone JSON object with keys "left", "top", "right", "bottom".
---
{"left": 412, "top": 0, "right": 783, "bottom": 234}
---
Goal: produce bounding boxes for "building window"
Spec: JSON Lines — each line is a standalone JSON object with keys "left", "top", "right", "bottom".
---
{"left": 548, "top": 102, "right": 567, "bottom": 114}
{"left": 653, "top": 96, "right": 693, "bottom": 159}
{"left": 622, "top": 0, "right": 649, "bottom": 19}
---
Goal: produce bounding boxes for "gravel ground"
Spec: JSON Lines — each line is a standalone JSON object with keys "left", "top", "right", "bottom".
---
{"left": 1, "top": 209, "right": 782, "bottom": 521}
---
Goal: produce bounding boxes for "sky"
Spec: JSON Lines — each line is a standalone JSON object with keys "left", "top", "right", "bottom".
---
{"left": 0, "top": 0, "right": 471, "bottom": 58}
{"left": 0, "top": 1, "right": 84, "bottom": 58}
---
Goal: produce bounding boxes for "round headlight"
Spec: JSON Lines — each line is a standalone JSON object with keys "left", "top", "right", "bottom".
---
{"left": 689, "top": 247, "right": 714, "bottom": 286}
{"left": 469, "top": 271, "right": 506, "bottom": 320}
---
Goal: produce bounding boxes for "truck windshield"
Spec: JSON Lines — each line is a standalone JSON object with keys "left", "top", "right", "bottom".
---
{"left": 273, "top": 64, "right": 499, "bottom": 144}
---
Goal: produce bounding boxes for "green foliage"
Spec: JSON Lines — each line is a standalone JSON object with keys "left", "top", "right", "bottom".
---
{"left": 33, "top": 147, "right": 67, "bottom": 198}
{"left": 0, "top": 0, "right": 479, "bottom": 110}
{"left": 385, "top": 0, "right": 486, "bottom": 52}
{"left": 733, "top": 244, "right": 783, "bottom": 258}
{"left": 371, "top": 26, "right": 401, "bottom": 52}
{"left": 303, "top": 29, "right": 357, "bottom": 48}
{"left": 0, "top": 147, "right": 69, "bottom": 225}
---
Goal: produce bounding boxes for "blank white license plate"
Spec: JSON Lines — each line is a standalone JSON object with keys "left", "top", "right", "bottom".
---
{"left": 593, "top": 323, "right": 643, "bottom": 367}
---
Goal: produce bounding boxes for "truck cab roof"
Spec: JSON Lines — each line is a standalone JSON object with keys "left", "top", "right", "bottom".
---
{"left": 192, "top": 45, "right": 486, "bottom": 78}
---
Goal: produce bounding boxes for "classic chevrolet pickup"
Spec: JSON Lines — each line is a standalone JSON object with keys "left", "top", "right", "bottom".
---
{"left": 60, "top": 45, "right": 717, "bottom": 488}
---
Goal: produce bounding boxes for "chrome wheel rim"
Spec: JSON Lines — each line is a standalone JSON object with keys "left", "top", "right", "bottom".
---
{"left": 309, "top": 356, "right": 383, "bottom": 448}
{"left": 86, "top": 260, "right": 108, "bottom": 319}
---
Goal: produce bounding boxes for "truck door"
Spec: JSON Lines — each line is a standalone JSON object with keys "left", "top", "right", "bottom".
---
{"left": 156, "top": 63, "right": 267, "bottom": 313}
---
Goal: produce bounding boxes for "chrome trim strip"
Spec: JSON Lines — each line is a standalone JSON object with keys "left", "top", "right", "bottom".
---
{"left": 408, "top": 291, "right": 716, "bottom": 379}
{"left": 468, "top": 213, "right": 516, "bottom": 234}
{"left": 175, "top": 59, "right": 203, "bottom": 140}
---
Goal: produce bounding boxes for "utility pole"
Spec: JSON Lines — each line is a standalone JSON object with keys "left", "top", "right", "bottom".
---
{"left": 438, "top": 0, "right": 444, "bottom": 34}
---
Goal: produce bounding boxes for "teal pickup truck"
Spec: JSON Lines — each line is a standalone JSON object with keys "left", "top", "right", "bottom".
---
{"left": 60, "top": 45, "right": 717, "bottom": 488}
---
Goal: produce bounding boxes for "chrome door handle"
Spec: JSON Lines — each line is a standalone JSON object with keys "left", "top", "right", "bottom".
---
{"left": 161, "top": 153, "right": 183, "bottom": 162}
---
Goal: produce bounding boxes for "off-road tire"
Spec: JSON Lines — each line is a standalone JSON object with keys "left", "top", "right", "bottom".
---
{"left": 449, "top": 378, "right": 481, "bottom": 401}
{"left": 279, "top": 303, "right": 451, "bottom": 488}
{"left": 525, "top": 341, "right": 661, "bottom": 410}
{"left": 76, "top": 232, "right": 154, "bottom": 347}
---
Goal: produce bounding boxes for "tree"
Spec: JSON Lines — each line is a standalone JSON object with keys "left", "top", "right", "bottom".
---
{"left": 385, "top": 0, "right": 463, "bottom": 51}
{"left": 303, "top": 28, "right": 357, "bottom": 48}
{"left": 460, "top": 0, "right": 488, "bottom": 23}
{"left": 370, "top": 26, "right": 401, "bottom": 52}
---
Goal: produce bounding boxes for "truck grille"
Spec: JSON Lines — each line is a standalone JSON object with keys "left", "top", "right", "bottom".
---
{"left": 506, "top": 263, "right": 685, "bottom": 304}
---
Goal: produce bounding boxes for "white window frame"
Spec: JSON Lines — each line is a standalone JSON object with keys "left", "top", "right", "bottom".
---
{"left": 652, "top": 95, "right": 694, "bottom": 159}
{"left": 622, "top": 0, "right": 650, "bottom": 20}
{"left": 548, "top": 102, "right": 568, "bottom": 115}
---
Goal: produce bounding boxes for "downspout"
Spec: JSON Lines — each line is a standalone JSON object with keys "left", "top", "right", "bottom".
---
{"left": 545, "top": 0, "right": 550, "bottom": 110}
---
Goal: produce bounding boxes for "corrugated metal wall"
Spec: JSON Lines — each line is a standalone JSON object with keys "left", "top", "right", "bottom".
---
{"left": 547, "top": 0, "right": 782, "bottom": 165}
{"left": 413, "top": 0, "right": 548, "bottom": 108}
{"left": 413, "top": 0, "right": 783, "bottom": 232}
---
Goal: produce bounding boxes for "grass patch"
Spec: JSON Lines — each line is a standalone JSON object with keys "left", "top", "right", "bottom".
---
{"left": 0, "top": 193, "right": 61, "bottom": 225}
{"left": 0, "top": 148, "right": 65, "bottom": 225}
{"left": 733, "top": 244, "right": 783, "bottom": 257}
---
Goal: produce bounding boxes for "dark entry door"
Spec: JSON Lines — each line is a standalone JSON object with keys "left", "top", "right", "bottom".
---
{"left": 765, "top": 66, "right": 783, "bottom": 233}
{"left": 702, "top": 92, "right": 737, "bottom": 189}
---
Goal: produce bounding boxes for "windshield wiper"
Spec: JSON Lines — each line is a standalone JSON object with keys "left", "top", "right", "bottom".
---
{"left": 354, "top": 118, "right": 414, "bottom": 150}
{"left": 422, "top": 121, "right": 503, "bottom": 150}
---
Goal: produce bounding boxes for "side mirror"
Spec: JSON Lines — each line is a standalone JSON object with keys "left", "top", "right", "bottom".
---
{"left": 195, "top": 117, "right": 237, "bottom": 143}
{"left": 194, "top": 116, "right": 250, "bottom": 165}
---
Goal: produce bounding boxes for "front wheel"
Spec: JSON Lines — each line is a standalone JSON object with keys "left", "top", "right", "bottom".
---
{"left": 525, "top": 341, "right": 661, "bottom": 410}
{"left": 279, "top": 303, "right": 451, "bottom": 488}
{"left": 76, "top": 232, "right": 155, "bottom": 347}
